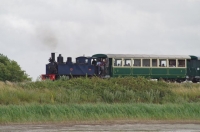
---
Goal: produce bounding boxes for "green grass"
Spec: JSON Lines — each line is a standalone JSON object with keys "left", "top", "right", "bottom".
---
{"left": 1, "top": 77, "right": 200, "bottom": 104}
{"left": 0, "top": 103, "right": 200, "bottom": 123}
{"left": 1, "top": 78, "right": 200, "bottom": 123}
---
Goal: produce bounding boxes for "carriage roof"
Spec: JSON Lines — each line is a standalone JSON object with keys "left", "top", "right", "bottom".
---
{"left": 92, "top": 54, "right": 191, "bottom": 59}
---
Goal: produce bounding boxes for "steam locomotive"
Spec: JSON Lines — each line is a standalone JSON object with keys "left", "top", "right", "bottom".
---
{"left": 41, "top": 53, "right": 105, "bottom": 80}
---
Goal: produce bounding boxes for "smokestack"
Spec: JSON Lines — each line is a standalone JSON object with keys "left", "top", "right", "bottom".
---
{"left": 57, "top": 54, "right": 63, "bottom": 64}
{"left": 51, "top": 53, "right": 55, "bottom": 62}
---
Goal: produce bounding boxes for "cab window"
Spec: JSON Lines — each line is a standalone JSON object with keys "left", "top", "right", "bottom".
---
{"left": 85, "top": 59, "right": 88, "bottom": 64}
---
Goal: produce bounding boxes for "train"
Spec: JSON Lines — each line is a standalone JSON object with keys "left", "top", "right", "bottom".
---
{"left": 42, "top": 53, "right": 200, "bottom": 82}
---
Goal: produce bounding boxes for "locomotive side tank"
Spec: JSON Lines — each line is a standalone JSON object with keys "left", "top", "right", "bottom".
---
{"left": 57, "top": 56, "right": 95, "bottom": 77}
{"left": 42, "top": 53, "right": 96, "bottom": 80}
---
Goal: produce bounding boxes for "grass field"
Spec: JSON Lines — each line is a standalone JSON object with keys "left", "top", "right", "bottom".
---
{"left": 1, "top": 103, "right": 200, "bottom": 123}
{"left": 1, "top": 77, "right": 200, "bottom": 123}
{"left": 1, "top": 77, "right": 200, "bottom": 104}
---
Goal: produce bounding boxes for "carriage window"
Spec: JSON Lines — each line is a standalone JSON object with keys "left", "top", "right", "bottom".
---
{"left": 169, "top": 59, "right": 176, "bottom": 67}
{"left": 159, "top": 59, "right": 167, "bottom": 67}
{"left": 178, "top": 60, "right": 185, "bottom": 67}
{"left": 123, "top": 59, "right": 131, "bottom": 66}
{"left": 152, "top": 59, "right": 157, "bottom": 67}
{"left": 133, "top": 59, "right": 141, "bottom": 66}
{"left": 143, "top": 59, "right": 150, "bottom": 67}
{"left": 114, "top": 59, "right": 122, "bottom": 66}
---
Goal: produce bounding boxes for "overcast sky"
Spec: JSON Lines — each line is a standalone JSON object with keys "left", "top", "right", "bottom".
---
{"left": 0, "top": 0, "right": 200, "bottom": 80}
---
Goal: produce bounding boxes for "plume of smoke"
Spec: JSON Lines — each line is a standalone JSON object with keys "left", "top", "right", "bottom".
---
{"left": 36, "top": 26, "right": 58, "bottom": 50}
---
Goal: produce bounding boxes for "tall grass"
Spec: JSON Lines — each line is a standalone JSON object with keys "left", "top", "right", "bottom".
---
{"left": 1, "top": 78, "right": 200, "bottom": 123}
{"left": 1, "top": 77, "right": 200, "bottom": 104}
{"left": 0, "top": 103, "right": 200, "bottom": 123}
{"left": 0, "top": 77, "right": 170, "bottom": 104}
{"left": 169, "top": 83, "right": 200, "bottom": 103}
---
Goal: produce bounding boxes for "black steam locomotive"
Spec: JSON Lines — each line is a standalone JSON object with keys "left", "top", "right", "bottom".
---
{"left": 42, "top": 53, "right": 105, "bottom": 80}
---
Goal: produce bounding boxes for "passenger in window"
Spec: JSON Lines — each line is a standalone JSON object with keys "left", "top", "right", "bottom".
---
{"left": 162, "top": 64, "right": 165, "bottom": 67}
{"left": 100, "top": 60, "right": 105, "bottom": 75}
{"left": 169, "top": 61, "right": 175, "bottom": 67}
{"left": 96, "top": 59, "right": 101, "bottom": 75}
{"left": 97, "top": 60, "right": 101, "bottom": 66}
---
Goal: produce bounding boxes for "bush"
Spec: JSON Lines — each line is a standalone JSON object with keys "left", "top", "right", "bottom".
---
{"left": 0, "top": 54, "right": 31, "bottom": 82}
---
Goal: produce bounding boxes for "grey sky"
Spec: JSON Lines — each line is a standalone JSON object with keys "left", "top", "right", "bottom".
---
{"left": 0, "top": 0, "right": 200, "bottom": 80}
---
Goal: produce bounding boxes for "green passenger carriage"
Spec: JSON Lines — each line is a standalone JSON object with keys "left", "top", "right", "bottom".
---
{"left": 92, "top": 54, "right": 200, "bottom": 82}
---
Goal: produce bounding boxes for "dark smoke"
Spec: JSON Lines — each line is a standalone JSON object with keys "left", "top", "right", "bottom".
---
{"left": 36, "top": 26, "right": 58, "bottom": 50}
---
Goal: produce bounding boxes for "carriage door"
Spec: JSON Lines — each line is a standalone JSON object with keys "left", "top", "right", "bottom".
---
{"left": 107, "top": 58, "right": 112, "bottom": 76}
{"left": 193, "top": 60, "right": 199, "bottom": 77}
{"left": 187, "top": 59, "right": 193, "bottom": 78}
{"left": 187, "top": 59, "right": 198, "bottom": 78}
{"left": 197, "top": 60, "right": 200, "bottom": 78}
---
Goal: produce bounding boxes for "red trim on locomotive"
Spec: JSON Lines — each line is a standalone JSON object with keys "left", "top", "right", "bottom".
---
{"left": 41, "top": 74, "right": 56, "bottom": 81}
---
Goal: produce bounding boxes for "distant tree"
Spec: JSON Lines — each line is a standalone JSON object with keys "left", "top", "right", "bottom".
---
{"left": 0, "top": 53, "right": 31, "bottom": 82}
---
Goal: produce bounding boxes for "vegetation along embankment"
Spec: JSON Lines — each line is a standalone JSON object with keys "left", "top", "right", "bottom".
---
{"left": 1, "top": 77, "right": 200, "bottom": 123}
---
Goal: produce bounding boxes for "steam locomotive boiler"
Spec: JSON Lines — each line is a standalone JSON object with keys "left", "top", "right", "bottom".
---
{"left": 42, "top": 53, "right": 97, "bottom": 80}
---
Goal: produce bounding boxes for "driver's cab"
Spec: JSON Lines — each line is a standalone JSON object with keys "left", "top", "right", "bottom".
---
{"left": 91, "top": 54, "right": 110, "bottom": 77}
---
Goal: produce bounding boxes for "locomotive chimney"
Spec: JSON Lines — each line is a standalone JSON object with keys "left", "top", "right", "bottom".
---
{"left": 51, "top": 53, "right": 55, "bottom": 62}
{"left": 57, "top": 54, "right": 63, "bottom": 64}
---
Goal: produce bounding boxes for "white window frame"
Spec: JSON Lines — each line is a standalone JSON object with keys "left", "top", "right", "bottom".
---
{"left": 133, "top": 58, "right": 142, "bottom": 67}
{"left": 123, "top": 58, "right": 132, "bottom": 67}
{"left": 113, "top": 58, "right": 123, "bottom": 67}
